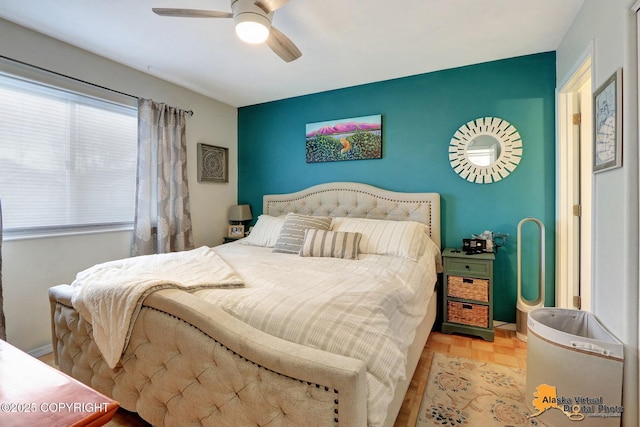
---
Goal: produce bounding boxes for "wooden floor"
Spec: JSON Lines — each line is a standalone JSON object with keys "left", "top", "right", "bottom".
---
{"left": 394, "top": 327, "right": 527, "bottom": 427}
{"left": 39, "top": 327, "right": 527, "bottom": 427}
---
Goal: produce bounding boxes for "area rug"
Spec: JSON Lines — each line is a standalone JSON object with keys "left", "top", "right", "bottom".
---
{"left": 416, "top": 353, "right": 549, "bottom": 426}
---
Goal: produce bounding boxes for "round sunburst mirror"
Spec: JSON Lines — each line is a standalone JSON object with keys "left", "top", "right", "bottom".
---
{"left": 449, "top": 117, "right": 523, "bottom": 184}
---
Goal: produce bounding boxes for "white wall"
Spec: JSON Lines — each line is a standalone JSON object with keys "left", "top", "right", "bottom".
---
{"left": 556, "top": 1, "right": 638, "bottom": 426}
{"left": 0, "top": 18, "right": 238, "bottom": 353}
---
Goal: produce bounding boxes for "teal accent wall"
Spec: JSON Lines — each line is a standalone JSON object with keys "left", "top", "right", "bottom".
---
{"left": 238, "top": 52, "right": 556, "bottom": 322}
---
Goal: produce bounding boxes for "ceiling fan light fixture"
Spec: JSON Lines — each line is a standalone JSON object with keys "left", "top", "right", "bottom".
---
{"left": 152, "top": 0, "right": 300, "bottom": 62}
{"left": 235, "top": 13, "right": 270, "bottom": 44}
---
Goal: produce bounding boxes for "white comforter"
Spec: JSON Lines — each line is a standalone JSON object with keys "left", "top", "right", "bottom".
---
{"left": 70, "top": 247, "right": 244, "bottom": 369}
{"left": 195, "top": 241, "right": 439, "bottom": 427}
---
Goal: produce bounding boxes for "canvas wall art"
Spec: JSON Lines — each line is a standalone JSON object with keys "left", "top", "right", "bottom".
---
{"left": 305, "top": 114, "right": 382, "bottom": 163}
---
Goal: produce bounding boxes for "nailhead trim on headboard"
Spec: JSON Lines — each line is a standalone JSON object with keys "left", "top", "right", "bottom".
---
{"left": 263, "top": 182, "right": 441, "bottom": 249}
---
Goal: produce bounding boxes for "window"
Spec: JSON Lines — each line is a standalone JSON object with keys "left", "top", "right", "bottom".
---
{"left": 466, "top": 148, "right": 496, "bottom": 167}
{"left": 0, "top": 69, "right": 137, "bottom": 237}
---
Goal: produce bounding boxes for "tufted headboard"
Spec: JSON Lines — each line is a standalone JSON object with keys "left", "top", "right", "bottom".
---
{"left": 263, "top": 182, "right": 441, "bottom": 249}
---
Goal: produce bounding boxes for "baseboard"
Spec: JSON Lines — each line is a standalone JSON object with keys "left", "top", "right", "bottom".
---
{"left": 28, "top": 343, "right": 53, "bottom": 358}
{"left": 494, "top": 321, "right": 516, "bottom": 331}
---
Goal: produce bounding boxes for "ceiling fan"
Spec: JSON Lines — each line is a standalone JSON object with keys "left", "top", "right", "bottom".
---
{"left": 152, "top": 0, "right": 302, "bottom": 62}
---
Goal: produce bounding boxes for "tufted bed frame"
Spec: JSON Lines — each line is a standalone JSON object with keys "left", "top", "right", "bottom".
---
{"left": 49, "top": 182, "right": 441, "bottom": 427}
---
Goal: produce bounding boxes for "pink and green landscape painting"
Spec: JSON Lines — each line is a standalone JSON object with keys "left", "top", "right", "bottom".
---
{"left": 305, "top": 114, "right": 382, "bottom": 163}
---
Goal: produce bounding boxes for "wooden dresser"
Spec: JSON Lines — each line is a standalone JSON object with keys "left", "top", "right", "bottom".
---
{"left": 0, "top": 339, "right": 119, "bottom": 427}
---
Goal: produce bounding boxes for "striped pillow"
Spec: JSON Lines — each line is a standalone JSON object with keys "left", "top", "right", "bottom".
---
{"left": 299, "top": 229, "right": 362, "bottom": 259}
{"left": 272, "top": 213, "right": 333, "bottom": 254}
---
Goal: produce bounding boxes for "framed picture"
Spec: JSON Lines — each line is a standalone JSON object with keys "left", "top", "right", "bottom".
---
{"left": 305, "top": 114, "right": 382, "bottom": 163}
{"left": 593, "top": 68, "right": 622, "bottom": 173}
{"left": 197, "top": 143, "right": 228, "bottom": 182}
{"left": 227, "top": 225, "right": 245, "bottom": 238}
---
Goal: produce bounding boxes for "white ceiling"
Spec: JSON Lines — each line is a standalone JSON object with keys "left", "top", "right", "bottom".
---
{"left": 0, "top": 0, "right": 584, "bottom": 108}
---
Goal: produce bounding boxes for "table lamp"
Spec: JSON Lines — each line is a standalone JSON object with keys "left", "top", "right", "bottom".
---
{"left": 228, "top": 204, "right": 252, "bottom": 225}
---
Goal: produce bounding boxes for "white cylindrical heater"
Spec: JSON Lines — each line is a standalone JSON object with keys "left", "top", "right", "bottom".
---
{"left": 516, "top": 217, "right": 545, "bottom": 342}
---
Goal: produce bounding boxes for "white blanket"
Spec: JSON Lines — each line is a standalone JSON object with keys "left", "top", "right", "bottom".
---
{"left": 70, "top": 246, "right": 244, "bottom": 369}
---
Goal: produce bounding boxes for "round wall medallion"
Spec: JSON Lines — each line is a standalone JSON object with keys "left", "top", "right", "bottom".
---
{"left": 449, "top": 117, "right": 523, "bottom": 184}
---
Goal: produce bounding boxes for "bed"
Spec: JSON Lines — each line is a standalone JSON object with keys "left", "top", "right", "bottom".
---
{"left": 49, "top": 182, "right": 441, "bottom": 427}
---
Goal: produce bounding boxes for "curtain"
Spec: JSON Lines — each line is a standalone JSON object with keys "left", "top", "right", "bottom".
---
{"left": 132, "top": 98, "right": 194, "bottom": 256}
{"left": 0, "top": 199, "right": 5, "bottom": 341}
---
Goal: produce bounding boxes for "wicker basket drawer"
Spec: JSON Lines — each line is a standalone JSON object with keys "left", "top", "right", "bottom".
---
{"left": 447, "top": 276, "right": 489, "bottom": 302}
{"left": 447, "top": 301, "right": 489, "bottom": 328}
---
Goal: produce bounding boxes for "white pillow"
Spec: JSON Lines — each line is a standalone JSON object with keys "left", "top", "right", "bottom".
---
{"left": 240, "top": 215, "right": 285, "bottom": 247}
{"left": 331, "top": 217, "right": 430, "bottom": 261}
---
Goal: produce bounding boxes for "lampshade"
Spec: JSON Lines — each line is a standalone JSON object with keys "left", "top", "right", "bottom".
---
{"left": 228, "top": 204, "right": 252, "bottom": 222}
{"left": 235, "top": 13, "right": 270, "bottom": 44}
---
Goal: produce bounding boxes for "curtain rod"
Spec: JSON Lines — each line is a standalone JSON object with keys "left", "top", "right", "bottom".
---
{"left": 0, "top": 54, "right": 194, "bottom": 117}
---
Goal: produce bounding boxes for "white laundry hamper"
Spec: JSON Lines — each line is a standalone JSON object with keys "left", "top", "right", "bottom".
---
{"left": 526, "top": 308, "right": 624, "bottom": 426}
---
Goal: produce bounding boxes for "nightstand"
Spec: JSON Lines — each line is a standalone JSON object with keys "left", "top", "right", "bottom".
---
{"left": 223, "top": 237, "right": 242, "bottom": 244}
{"left": 441, "top": 248, "right": 495, "bottom": 341}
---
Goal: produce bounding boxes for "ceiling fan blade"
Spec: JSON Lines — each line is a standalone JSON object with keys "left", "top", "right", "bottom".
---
{"left": 266, "top": 26, "right": 301, "bottom": 62}
{"left": 254, "top": 0, "right": 289, "bottom": 13}
{"left": 152, "top": 8, "right": 233, "bottom": 18}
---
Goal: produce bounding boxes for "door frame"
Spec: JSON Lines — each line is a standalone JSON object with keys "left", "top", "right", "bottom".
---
{"left": 556, "top": 42, "right": 594, "bottom": 311}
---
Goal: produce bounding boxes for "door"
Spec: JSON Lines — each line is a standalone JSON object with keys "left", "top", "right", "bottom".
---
{"left": 557, "top": 54, "right": 592, "bottom": 312}
{"left": 576, "top": 77, "right": 592, "bottom": 312}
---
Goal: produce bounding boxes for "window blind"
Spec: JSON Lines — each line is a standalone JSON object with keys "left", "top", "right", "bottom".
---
{"left": 0, "top": 71, "right": 137, "bottom": 235}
